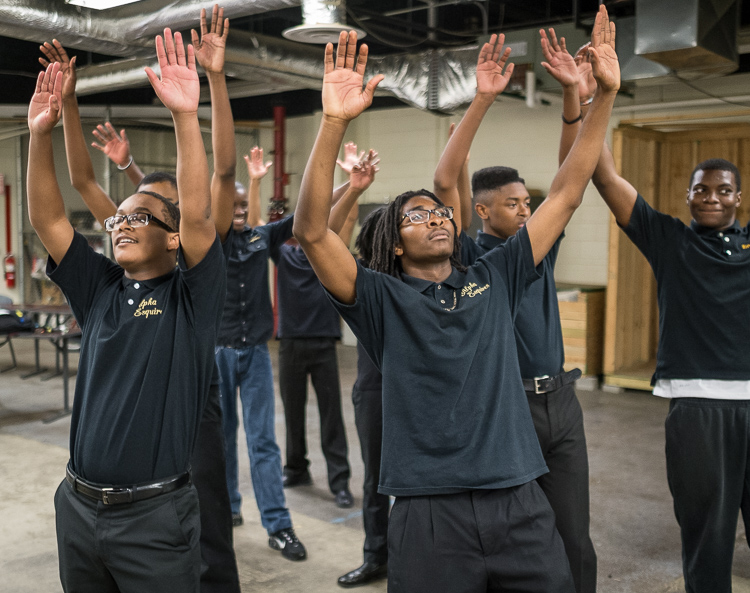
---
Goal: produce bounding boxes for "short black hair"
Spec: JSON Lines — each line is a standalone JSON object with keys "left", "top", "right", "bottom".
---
{"left": 471, "top": 166, "right": 526, "bottom": 200}
{"left": 355, "top": 207, "right": 386, "bottom": 268}
{"left": 137, "top": 171, "right": 178, "bottom": 192}
{"left": 136, "top": 190, "right": 180, "bottom": 231}
{"left": 690, "top": 159, "right": 741, "bottom": 192}
{"left": 370, "top": 189, "right": 465, "bottom": 279}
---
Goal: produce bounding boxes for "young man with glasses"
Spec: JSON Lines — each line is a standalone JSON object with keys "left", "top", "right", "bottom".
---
{"left": 293, "top": 12, "right": 618, "bottom": 591}
{"left": 28, "top": 28, "right": 225, "bottom": 593}
{"left": 39, "top": 7, "right": 244, "bottom": 591}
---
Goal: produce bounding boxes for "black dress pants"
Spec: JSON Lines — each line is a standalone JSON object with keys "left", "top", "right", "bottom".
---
{"left": 279, "top": 337, "right": 350, "bottom": 492}
{"left": 352, "top": 387, "right": 389, "bottom": 563}
{"left": 191, "top": 384, "right": 241, "bottom": 593}
{"left": 55, "top": 479, "right": 201, "bottom": 593}
{"left": 526, "top": 382, "right": 597, "bottom": 593}
{"left": 665, "top": 398, "right": 750, "bottom": 593}
{"left": 387, "top": 484, "right": 574, "bottom": 593}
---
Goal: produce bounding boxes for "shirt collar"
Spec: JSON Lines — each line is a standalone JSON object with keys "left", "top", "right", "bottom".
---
{"left": 690, "top": 220, "right": 742, "bottom": 236}
{"left": 401, "top": 267, "right": 465, "bottom": 293}
{"left": 121, "top": 267, "right": 176, "bottom": 289}
{"left": 475, "top": 231, "right": 507, "bottom": 250}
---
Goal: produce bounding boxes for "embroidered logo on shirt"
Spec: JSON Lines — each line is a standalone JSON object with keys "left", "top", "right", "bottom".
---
{"left": 249, "top": 235, "right": 261, "bottom": 243}
{"left": 461, "top": 282, "right": 490, "bottom": 298}
{"left": 742, "top": 244, "right": 750, "bottom": 250}
{"left": 134, "top": 298, "right": 163, "bottom": 318}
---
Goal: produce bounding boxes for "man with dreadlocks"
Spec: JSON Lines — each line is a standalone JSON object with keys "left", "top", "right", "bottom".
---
{"left": 293, "top": 16, "right": 619, "bottom": 593}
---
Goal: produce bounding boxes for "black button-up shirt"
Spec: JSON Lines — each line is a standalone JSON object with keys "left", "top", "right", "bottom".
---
{"left": 217, "top": 216, "right": 294, "bottom": 348}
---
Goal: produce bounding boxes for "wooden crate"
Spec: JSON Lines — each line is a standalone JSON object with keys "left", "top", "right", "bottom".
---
{"left": 557, "top": 287, "right": 605, "bottom": 376}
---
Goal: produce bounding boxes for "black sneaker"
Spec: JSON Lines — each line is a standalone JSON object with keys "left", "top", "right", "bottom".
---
{"left": 231, "top": 512, "right": 243, "bottom": 527}
{"left": 269, "top": 527, "right": 307, "bottom": 561}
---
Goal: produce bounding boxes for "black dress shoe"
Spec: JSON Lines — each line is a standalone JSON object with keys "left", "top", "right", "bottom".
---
{"left": 282, "top": 470, "right": 312, "bottom": 488}
{"left": 337, "top": 561, "right": 387, "bottom": 588}
{"left": 335, "top": 488, "right": 354, "bottom": 508}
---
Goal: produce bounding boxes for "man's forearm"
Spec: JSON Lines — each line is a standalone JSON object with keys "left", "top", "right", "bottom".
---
{"left": 294, "top": 116, "right": 349, "bottom": 244}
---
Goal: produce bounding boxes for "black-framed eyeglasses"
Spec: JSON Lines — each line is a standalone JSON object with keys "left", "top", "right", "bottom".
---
{"left": 400, "top": 206, "right": 454, "bottom": 225}
{"left": 104, "top": 212, "right": 176, "bottom": 233}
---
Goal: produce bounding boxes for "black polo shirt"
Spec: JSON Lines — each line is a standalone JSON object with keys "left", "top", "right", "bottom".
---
{"left": 329, "top": 226, "right": 547, "bottom": 496}
{"left": 275, "top": 243, "right": 341, "bottom": 339}
{"left": 460, "top": 230, "right": 565, "bottom": 378}
{"left": 47, "top": 231, "right": 226, "bottom": 485}
{"left": 623, "top": 194, "right": 750, "bottom": 383}
{"left": 353, "top": 341, "right": 382, "bottom": 393}
{"left": 217, "top": 216, "right": 294, "bottom": 348}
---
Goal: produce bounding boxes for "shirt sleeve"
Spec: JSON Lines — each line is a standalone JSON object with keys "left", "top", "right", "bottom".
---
{"left": 178, "top": 233, "right": 227, "bottom": 331}
{"left": 45, "top": 231, "right": 121, "bottom": 329}
{"left": 267, "top": 215, "right": 295, "bottom": 263}
{"left": 325, "top": 262, "right": 385, "bottom": 369}
{"left": 620, "top": 194, "right": 680, "bottom": 270}
{"left": 479, "top": 225, "right": 541, "bottom": 318}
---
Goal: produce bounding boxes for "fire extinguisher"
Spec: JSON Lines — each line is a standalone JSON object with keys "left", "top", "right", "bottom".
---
{"left": 4, "top": 253, "right": 15, "bottom": 289}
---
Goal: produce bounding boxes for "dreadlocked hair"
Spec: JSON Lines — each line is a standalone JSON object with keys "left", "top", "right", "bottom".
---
{"left": 369, "top": 189, "right": 466, "bottom": 279}
{"left": 355, "top": 207, "right": 386, "bottom": 268}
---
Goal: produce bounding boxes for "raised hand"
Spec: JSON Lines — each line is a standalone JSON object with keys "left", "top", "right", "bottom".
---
{"left": 38, "top": 40, "right": 77, "bottom": 99}
{"left": 28, "top": 62, "right": 63, "bottom": 135}
{"left": 145, "top": 29, "right": 200, "bottom": 114}
{"left": 476, "top": 33, "right": 514, "bottom": 97}
{"left": 574, "top": 43, "right": 596, "bottom": 102}
{"left": 191, "top": 4, "right": 229, "bottom": 75}
{"left": 588, "top": 5, "right": 619, "bottom": 94}
{"left": 350, "top": 149, "right": 380, "bottom": 192}
{"left": 91, "top": 122, "right": 132, "bottom": 168}
{"left": 244, "top": 146, "right": 273, "bottom": 180}
{"left": 322, "top": 31, "right": 384, "bottom": 122}
{"left": 336, "top": 142, "right": 364, "bottom": 175}
{"left": 540, "top": 28, "right": 578, "bottom": 88}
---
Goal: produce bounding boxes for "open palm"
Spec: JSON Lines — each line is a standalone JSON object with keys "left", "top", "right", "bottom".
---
{"left": 146, "top": 30, "right": 199, "bottom": 114}
{"left": 192, "top": 5, "right": 228, "bottom": 75}
{"left": 244, "top": 147, "right": 272, "bottom": 180}
{"left": 589, "top": 5, "right": 619, "bottom": 94}
{"left": 28, "top": 63, "right": 62, "bottom": 135}
{"left": 39, "top": 40, "right": 77, "bottom": 99}
{"left": 322, "top": 31, "right": 384, "bottom": 122}
{"left": 92, "top": 123, "right": 131, "bottom": 167}
{"left": 476, "top": 34, "right": 513, "bottom": 96}
{"left": 540, "top": 29, "right": 577, "bottom": 87}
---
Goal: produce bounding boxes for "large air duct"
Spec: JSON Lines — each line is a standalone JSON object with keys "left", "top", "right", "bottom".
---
{"left": 635, "top": 0, "right": 739, "bottom": 78}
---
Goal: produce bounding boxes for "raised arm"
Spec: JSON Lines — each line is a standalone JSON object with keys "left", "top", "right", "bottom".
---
{"left": 27, "top": 63, "right": 74, "bottom": 264}
{"left": 329, "top": 146, "right": 379, "bottom": 234}
{"left": 91, "top": 123, "right": 145, "bottom": 187}
{"left": 526, "top": 4, "right": 619, "bottom": 266}
{"left": 193, "top": 4, "right": 235, "bottom": 240}
{"left": 539, "top": 29, "right": 581, "bottom": 167}
{"left": 39, "top": 41, "right": 117, "bottom": 226}
{"left": 451, "top": 124, "right": 474, "bottom": 230}
{"left": 244, "top": 146, "right": 271, "bottom": 227}
{"left": 433, "top": 35, "right": 513, "bottom": 233}
{"left": 146, "top": 29, "right": 214, "bottom": 268}
{"left": 293, "top": 31, "right": 383, "bottom": 304}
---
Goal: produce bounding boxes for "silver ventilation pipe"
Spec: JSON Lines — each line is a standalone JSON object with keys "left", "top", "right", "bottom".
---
{"left": 0, "top": 0, "right": 303, "bottom": 56}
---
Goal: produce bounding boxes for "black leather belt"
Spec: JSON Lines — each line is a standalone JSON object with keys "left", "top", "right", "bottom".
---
{"left": 523, "top": 369, "right": 582, "bottom": 394}
{"left": 65, "top": 465, "right": 191, "bottom": 505}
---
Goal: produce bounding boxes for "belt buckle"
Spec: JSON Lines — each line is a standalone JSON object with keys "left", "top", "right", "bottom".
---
{"left": 534, "top": 375, "right": 550, "bottom": 394}
{"left": 101, "top": 487, "right": 132, "bottom": 505}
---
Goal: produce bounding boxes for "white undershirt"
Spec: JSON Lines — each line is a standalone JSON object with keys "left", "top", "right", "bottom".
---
{"left": 653, "top": 379, "right": 750, "bottom": 400}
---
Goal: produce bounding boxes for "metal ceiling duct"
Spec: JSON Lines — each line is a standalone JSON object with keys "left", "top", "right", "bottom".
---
{"left": 0, "top": 0, "right": 303, "bottom": 56}
{"left": 635, "top": 0, "right": 739, "bottom": 78}
{"left": 282, "top": 0, "right": 364, "bottom": 44}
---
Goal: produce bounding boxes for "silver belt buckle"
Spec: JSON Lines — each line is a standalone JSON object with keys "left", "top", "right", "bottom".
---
{"left": 101, "top": 487, "right": 130, "bottom": 505}
{"left": 534, "top": 375, "right": 550, "bottom": 394}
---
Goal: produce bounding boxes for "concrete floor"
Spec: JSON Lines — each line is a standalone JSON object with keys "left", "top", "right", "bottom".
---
{"left": 1, "top": 339, "right": 750, "bottom": 593}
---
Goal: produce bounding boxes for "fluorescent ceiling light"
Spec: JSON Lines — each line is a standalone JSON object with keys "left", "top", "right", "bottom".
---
{"left": 66, "top": 0, "right": 143, "bottom": 9}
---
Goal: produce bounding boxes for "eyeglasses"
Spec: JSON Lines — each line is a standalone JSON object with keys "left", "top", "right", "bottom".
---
{"left": 400, "top": 206, "right": 454, "bottom": 225}
{"left": 104, "top": 212, "right": 176, "bottom": 233}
